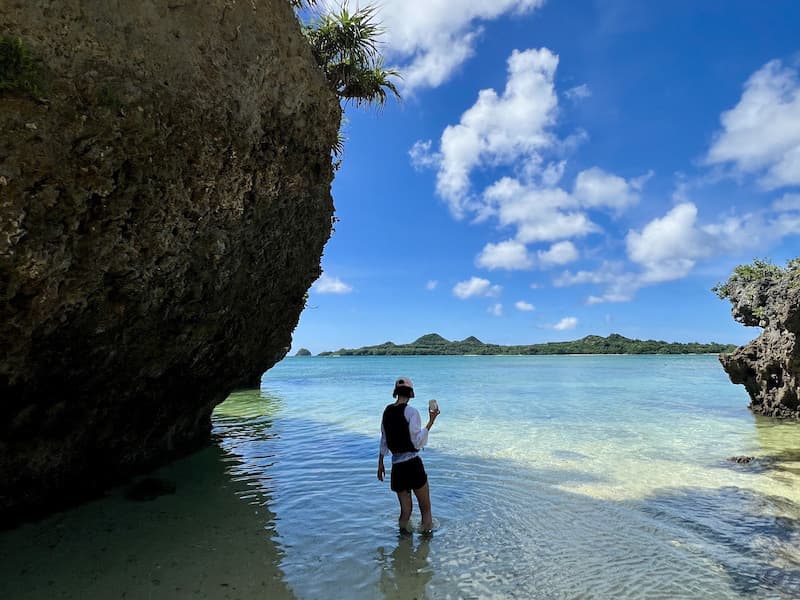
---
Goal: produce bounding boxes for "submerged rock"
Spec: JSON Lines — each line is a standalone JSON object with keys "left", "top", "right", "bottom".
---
{"left": 0, "top": 0, "right": 339, "bottom": 524}
{"left": 717, "top": 262, "right": 800, "bottom": 418}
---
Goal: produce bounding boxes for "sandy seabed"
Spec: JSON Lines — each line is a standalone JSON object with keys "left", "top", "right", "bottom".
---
{"left": 0, "top": 445, "right": 293, "bottom": 600}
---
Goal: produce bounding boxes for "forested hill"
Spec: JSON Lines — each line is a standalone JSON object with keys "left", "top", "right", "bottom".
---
{"left": 316, "top": 333, "right": 736, "bottom": 356}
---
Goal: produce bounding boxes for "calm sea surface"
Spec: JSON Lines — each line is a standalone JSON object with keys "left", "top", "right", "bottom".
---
{"left": 2, "top": 355, "right": 800, "bottom": 599}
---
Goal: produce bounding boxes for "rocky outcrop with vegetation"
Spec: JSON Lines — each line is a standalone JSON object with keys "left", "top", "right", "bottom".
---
{"left": 0, "top": 0, "right": 340, "bottom": 524}
{"left": 716, "top": 260, "right": 800, "bottom": 418}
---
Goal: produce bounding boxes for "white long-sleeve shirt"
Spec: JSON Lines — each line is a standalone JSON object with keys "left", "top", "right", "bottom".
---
{"left": 379, "top": 403, "right": 429, "bottom": 464}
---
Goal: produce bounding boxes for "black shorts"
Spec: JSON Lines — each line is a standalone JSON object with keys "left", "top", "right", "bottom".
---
{"left": 390, "top": 456, "right": 428, "bottom": 492}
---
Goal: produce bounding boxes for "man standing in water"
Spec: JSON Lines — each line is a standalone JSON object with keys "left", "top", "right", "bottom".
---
{"left": 377, "top": 377, "right": 440, "bottom": 533}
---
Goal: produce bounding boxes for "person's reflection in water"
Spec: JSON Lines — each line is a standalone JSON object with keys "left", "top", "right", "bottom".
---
{"left": 377, "top": 533, "right": 433, "bottom": 600}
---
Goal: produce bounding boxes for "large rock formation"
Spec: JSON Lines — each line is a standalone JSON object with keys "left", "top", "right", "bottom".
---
{"left": 0, "top": 0, "right": 340, "bottom": 524}
{"left": 718, "top": 264, "right": 800, "bottom": 418}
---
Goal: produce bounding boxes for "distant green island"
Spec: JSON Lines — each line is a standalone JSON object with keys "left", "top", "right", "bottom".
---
{"left": 316, "top": 333, "right": 736, "bottom": 356}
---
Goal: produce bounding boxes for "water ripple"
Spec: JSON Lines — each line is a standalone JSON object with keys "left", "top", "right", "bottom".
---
{"left": 211, "top": 388, "right": 800, "bottom": 600}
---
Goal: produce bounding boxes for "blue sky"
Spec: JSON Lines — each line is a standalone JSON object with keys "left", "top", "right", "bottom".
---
{"left": 291, "top": 0, "right": 800, "bottom": 354}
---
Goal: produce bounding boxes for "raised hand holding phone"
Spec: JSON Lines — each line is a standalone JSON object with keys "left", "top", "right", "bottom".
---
{"left": 426, "top": 399, "right": 440, "bottom": 431}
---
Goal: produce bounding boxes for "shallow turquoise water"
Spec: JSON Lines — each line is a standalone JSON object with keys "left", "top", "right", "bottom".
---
{"left": 2, "top": 355, "right": 800, "bottom": 599}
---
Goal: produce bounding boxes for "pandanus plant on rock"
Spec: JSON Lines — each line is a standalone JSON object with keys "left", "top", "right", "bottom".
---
{"left": 294, "top": 1, "right": 401, "bottom": 107}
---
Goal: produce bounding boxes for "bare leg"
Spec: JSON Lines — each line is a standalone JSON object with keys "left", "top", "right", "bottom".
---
{"left": 396, "top": 491, "right": 413, "bottom": 532}
{"left": 413, "top": 483, "right": 433, "bottom": 532}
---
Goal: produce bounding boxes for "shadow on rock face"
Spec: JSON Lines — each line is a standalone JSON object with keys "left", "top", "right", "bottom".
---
{"left": 0, "top": 0, "right": 340, "bottom": 524}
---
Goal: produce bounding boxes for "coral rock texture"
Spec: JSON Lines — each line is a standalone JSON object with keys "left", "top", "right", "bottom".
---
{"left": 0, "top": 0, "right": 339, "bottom": 524}
{"left": 719, "top": 270, "right": 800, "bottom": 418}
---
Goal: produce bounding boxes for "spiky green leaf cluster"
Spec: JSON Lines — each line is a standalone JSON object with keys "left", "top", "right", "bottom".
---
{"left": 303, "top": 4, "right": 400, "bottom": 107}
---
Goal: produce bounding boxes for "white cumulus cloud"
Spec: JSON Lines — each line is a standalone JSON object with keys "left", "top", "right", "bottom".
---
{"left": 625, "top": 203, "right": 713, "bottom": 283}
{"left": 552, "top": 317, "right": 578, "bottom": 331}
{"left": 453, "top": 277, "right": 502, "bottom": 299}
{"left": 706, "top": 59, "right": 800, "bottom": 189}
{"left": 430, "top": 48, "right": 560, "bottom": 215}
{"left": 773, "top": 193, "right": 800, "bottom": 212}
{"left": 573, "top": 167, "right": 648, "bottom": 211}
{"left": 488, "top": 303, "right": 504, "bottom": 317}
{"left": 354, "top": 0, "right": 546, "bottom": 93}
{"left": 540, "top": 160, "right": 567, "bottom": 187}
{"left": 483, "top": 177, "right": 600, "bottom": 243}
{"left": 559, "top": 196, "right": 800, "bottom": 305}
{"left": 314, "top": 273, "right": 353, "bottom": 294}
{"left": 476, "top": 239, "right": 533, "bottom": 270}
{"left": 554, "top": 262, "right": 639, "bottom": 304}
{"left": 409, "top": 140, "right": 440, "bottom": 170}
{"left": 409, "top": 46, "right": 648, "bottom": 262}
{"left": 537, "top": 240, "right": 579, "bottom": 267}
{"left": 515, "top": 300, "right": 535, "bottom": 311}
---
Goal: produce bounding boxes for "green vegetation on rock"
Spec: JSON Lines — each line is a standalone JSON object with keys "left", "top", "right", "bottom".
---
{"left": 318, "top": 333, "right": 735, "bottom": 356}
{"left": 295, "top": 348, "right": 312, "bottom": 356}
{"left": 712, "top": 258, "right": 799, "bottom": 300}
{"left": 302, "top": 4, "right": 400, "bottom": 107}
{"left": 0, "top": 36, "right": 41, "bottom": 97}
{"left": 715, "top": 257, "right": 800, "bottom": 418}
